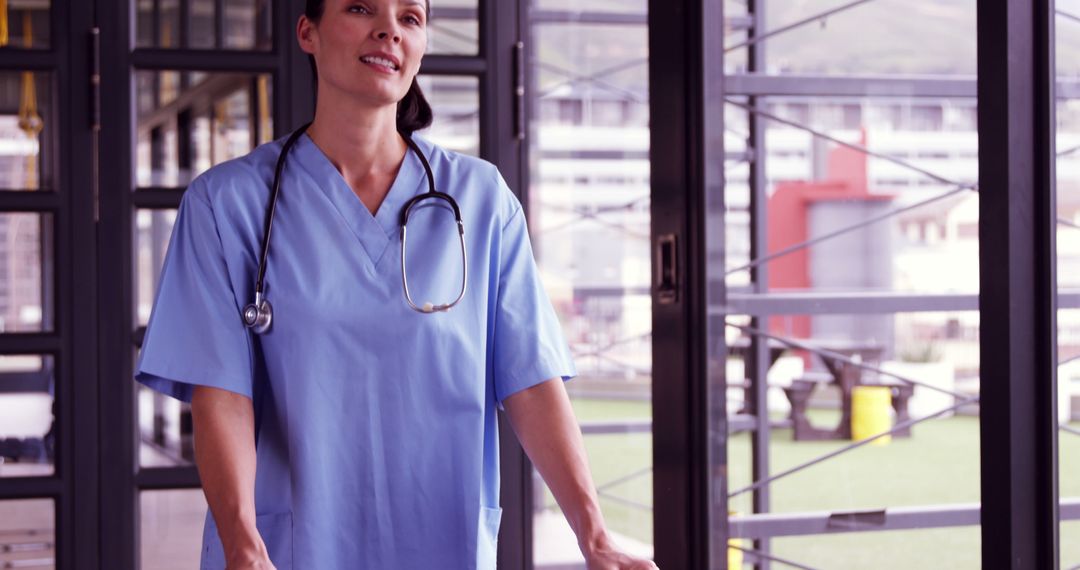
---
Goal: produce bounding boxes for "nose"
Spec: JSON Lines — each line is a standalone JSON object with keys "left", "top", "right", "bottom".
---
{"left": 372, "top": 18, "right": 402, "bottom": 44}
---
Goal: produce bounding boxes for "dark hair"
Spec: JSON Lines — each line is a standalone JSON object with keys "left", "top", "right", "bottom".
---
{"left": 304, "top": 0, "right": 434, "bottom": 134}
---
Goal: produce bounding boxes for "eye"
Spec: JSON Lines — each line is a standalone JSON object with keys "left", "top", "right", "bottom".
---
{"left": 347, "top": 4, "right": 372, "bottom": 14}
{"left": 402, "top": 13, "right": 423, "bottom": 26}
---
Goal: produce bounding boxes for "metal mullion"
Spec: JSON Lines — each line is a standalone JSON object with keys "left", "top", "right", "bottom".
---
{"left": 0, "top": 333, "right": 63, "bottom": 353}
{"left": 214, "top": 0, "right": 224, "bottom": 48}
{"left": 977, "top": 0, "right": 1059, "bottom": 566}
{"left": 745, "top": 1, "right": 771, "bottom": 567}
{"left": 153, "top": 0, "right": 162, "bottom": 48}
{"left": 429, "top": 6, "right": 477, "bottom": 20}
{"left": 132, "top": 187, "right": 186, "bottom": 209}
{"left": 650, "top": 0, "right": 711, "bottom": 566}
{"left": 530, "top": 10, "right": 647, "bottom": 25}
{"left": 725, "top": 291, "right": 981, "bottom": 315}
{"left": 0, "top": 192, "right": 62, "bottom": 210}
{"left": 56, "top": 1, "right": 101, "bottom": 567}
{"left": 726, "top": 73, "right": 976, "bottom": 99}
{"left": 731, "top": 499, "right": 1080, "bottom": 540}
{"left": 281, "top": 0, "right": 314, "bottom": 132}
{"left": 131, "top": 48, "right": 279, "bottom": 71}
{"left": 98, "top": 0, "right": 139, "bottom": 565}
{"left": 179, "top": 0, "right": 191, "bottom": 48}
{"left": 135, "top": 466, "right": 201, "bottom": 490}
{"left": 484, "top": 0, "right": 533, "bottom": 565}
{"left": 0, "top": 50, "right": 55, "bottom": 69}
{"left": 703, "top": 0, "right": 729, "bottom": 564}
{"left": 0, "top": 477, "right": 65, "bottom": 499}
{"left": 420, "top": 54, "right": 487, "bottom": 76}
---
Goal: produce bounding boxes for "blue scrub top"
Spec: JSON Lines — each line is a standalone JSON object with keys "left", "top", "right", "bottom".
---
{"left": 134, "top": 131, "right": 577, "bottom": 570}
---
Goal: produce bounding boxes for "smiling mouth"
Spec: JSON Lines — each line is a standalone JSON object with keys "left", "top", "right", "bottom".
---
{"left": 360, "top": 56, "right": 400, "bottom": 71}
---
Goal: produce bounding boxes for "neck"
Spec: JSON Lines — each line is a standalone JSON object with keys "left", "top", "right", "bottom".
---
{"left": 305, "top": 86, "right": 407, "bottom": 179}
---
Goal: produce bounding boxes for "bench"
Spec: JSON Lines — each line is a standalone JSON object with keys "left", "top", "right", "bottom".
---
{"left": 783, "top": 372, "right": 914, "bottom": 441}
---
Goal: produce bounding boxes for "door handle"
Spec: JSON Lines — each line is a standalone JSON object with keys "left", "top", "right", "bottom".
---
{"left": 656, "top": 233, "right": 678, "bottom": 305}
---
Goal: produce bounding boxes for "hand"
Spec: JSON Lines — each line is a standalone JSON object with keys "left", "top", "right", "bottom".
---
{"left": 582, "top": 534, "right": 660, "bottom": 570}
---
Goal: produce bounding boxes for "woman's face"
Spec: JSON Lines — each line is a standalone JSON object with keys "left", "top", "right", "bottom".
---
{"left": 299, "top": 0, "right": 428, "bottom": 108}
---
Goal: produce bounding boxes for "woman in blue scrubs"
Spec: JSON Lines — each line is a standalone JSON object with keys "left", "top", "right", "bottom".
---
{"left": 134, "top": 1, "right": 659, "bottom": 568}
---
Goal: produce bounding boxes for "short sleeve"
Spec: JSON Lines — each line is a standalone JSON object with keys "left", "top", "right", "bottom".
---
{"left": 491, "top": 200, "right": 578, "bottom": 406}
{"left": 134, "top": 183, "right": 255, "bottom": 403}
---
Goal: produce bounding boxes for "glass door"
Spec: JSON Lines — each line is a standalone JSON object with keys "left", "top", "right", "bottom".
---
{"left": 1059, "top": 1, "right": 1080, "bottom": 566}
{"left": 525, "top": 1, "right": 654, "bottom": 566}
{"left": 0, "top": 0, "right": 97, "bottom": 568}
{"left": 711, "top": 0, "right": 984, "bottom": 567}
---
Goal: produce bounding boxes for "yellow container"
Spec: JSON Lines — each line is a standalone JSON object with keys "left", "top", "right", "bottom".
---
{"left": 851, "top": 385, "right": 893, "bottom": 445}
{"left": 728, "top": 538, "right": 743, "bottom": 568}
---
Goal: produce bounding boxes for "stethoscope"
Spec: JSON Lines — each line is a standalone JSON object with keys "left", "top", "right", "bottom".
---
{"left": 241, "top": 122, "right": 468, "bottom": 335}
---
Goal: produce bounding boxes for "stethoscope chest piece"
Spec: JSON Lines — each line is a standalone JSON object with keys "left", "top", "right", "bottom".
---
{"left": 243, "top": 293, "right": 273, "bottom": 334}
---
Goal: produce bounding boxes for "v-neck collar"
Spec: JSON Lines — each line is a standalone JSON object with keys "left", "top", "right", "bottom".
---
{"left": 294, "top": 132, "right": 426, "bottom": 270}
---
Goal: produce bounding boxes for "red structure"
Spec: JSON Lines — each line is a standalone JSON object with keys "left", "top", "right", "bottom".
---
{"left": 767, "top": 130, "right": 892, "bottom": 339}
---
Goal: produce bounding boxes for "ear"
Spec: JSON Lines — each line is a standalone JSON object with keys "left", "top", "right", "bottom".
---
{"left": 296, "top": 15, "right": 317, "bottom": 55}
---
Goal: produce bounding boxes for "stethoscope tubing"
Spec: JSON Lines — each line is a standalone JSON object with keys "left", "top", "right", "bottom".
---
{"left": 243, "top": 122, "right": 467, "bottom": 334}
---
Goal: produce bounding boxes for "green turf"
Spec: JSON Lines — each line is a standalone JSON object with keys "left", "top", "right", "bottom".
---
{"left": 536, "top": 399, "right": 1080, "bottom": 569}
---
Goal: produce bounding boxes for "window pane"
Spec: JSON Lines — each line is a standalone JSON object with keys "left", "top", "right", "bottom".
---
{"left": 0, "top": 3, "right": 51, "bottom": 49}
{"left": 140, "top": 489, "right": 207, "bottom": 569}
{"left": 136, "top": 349, "right": 193, "bottom": 468}
{"left": 0, "top": 498, "right": 54, "bottom": 568}
{"left": 528, "top": 0, "right": 653, "bottom": 564}
{"left": 135, "top": 71, "right": 273, "bottom": 188}
{"left": 0, "top": 355, "right": 55, "bottom": 478}
{"left": 134, "top": 209, "right": 177, "bottom": 328}
{"left": 771, "top": 528, "right": 980, "bottom": 568}
{"left": 713, "top": 2, "right": 981, "bottom": 565}
{"left": 135, "top": 0, "right": 271, "bottom": 50}
{"left": 0, "top": 71, "right": 54, "bottom": 191}
{"left": 751, "top": 0, "right": 976, "bottom": 77}
{"left": 416, "top": 75, "right": 479, "bottom": 156}
{"left": 1060, "top": 6, "right": 1080, "bottom": 565}
{"left": 0, "top": 213, "right": 54, "bottom": 333}
{"left": 725, "top": 96, "right": 980, "bottom": 297}
{"left": 136, "top": 383, "right": 194, "bottom": 468}
{"left": 428, "top": 1, "right": 478, "bottom": 55}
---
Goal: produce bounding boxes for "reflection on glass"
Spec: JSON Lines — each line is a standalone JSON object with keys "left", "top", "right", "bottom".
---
{"left": 416, "top": 75, "right": 480, "bottom": 156}
{"left": 135, "top": 339, "right": 191, "bottom": 467}
{"left": 743, "top": 97, "right": 979, "bottom": 295}
{"left": 0, "top": 213, "right": 54, "bottom": 333}
{"left": 427, "top": 0, "right": 477, "bottom": 54}
{"left": 730, "top": 313, "right": 984, "bottom": 513}
{"left": 772, "top": 528, "right": 980, "bottom": 568}
{"left": 529, "top": 0, "right": 653, "bottom": 564}
{"left": 135, "top": 0, "right": 271, "bottom": 50}
{"left": 0, "top": 71, "right": 53, "bottom": 190}
{"left": 1060, "top": 14, "right": 1080, "bottom": 562}
{"left": 724, "top": 307, "right": 981, "bottom": 565}
{"left": 750, "top": 0, "right": 976, "bottom": 77}
{"left": 0, "top": 498, "right": 54, "bottom": 569}
{"left": 0, "top": 2, "right": 50, "bottom": 49}
{"left": 135, "top": 209, "right": 177, "bottom": 328}
{"left": 534, "top": 408, "right": 653, "bottom": 567}
{"left": 0, "top": 355, "right": 55, "bottom": 478}
{"left": 715, "top": 2, "right": 981, "bottom": 562}
{"left": 140, "top": 489, "right": 207, "bottom": 570}
{"left": 135, "top": 71, "right": 273, "bottom": 188}
{"left": 137, "top": 381, "right": 194, "bottom": 467}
